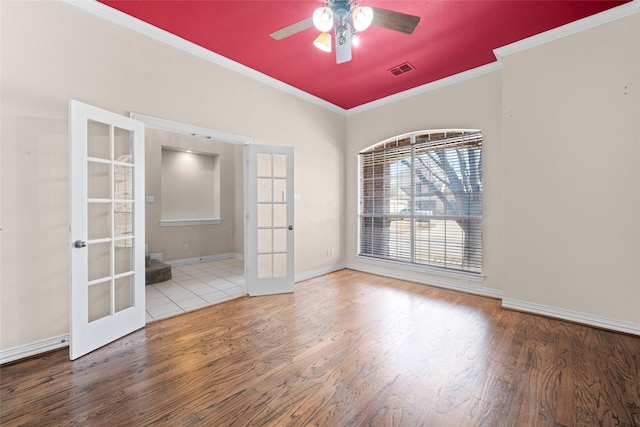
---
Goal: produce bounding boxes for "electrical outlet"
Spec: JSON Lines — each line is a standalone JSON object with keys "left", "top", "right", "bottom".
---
{"left": 327, "top": 248, "right": 334, "bottom": 257}
{"left": 184, "top": 243, "right": 189, "bottom": 251}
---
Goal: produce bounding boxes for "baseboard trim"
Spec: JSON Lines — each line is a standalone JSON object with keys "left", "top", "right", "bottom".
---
{"left": 1, "top": 334, "right": 70, "bottom": 365}
{"left": 502, "top": 298, "right": 640, "bottom": 336}
{"left": 351, "top": 261, "right": 638, "bottom": 335}
{"left": 346, "top": 262, "right": 502, "bottom": 299}
{"left": 165, "top": 252, "right": 243, "bottom": 267}
{"left": 295, "top": 263, "right": 347, "bottom": 283}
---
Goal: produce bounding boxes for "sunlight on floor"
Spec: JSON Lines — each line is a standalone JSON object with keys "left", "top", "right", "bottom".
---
{"left": 145, "top": 258, "right": 245, "bottom": 322}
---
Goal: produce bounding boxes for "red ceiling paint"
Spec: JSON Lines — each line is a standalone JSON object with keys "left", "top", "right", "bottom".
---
{"left": 98, "top": 0, "right": 629, "bottom": 109}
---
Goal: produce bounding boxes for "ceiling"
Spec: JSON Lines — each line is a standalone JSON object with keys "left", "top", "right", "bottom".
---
{"left": 97, "top": 0, "right": 629, "bottom": 110}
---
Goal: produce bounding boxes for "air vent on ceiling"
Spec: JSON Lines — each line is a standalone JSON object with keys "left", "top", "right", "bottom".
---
{"left": 388, "top": 62, "right": 415, "bottom": 76}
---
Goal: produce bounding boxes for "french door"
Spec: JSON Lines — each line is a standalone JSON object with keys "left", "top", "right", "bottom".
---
{"left": 69, "top": 100, "right": 146, "bottom": 360}
{"left": 245, "top": 145, "right": 295, "bottom": 296}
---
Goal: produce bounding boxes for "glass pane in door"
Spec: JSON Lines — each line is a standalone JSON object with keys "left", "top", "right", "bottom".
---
{"left": 88, "top": 242, "right": 110, "bottom": 282}
{"left": 273, "top": 154, "right": 287, "bottom": 177}
{"left": 113, "top": 126, "right": 133, "bottom": 162}
{"left": 273, "top": 204, "right": 286, "bottom": 227}
{"left": 258, "top": 229, "right": 272, "bottom": 253}
{"left": 258, "top": 254, "right": 272, "bottom": 278}
{"left": 273, "top": 229, "right": 287, "bottom": 252}
{"left": 114, "top": 276, "right": 133, "bottom": 313}
{"left": 88, "top": 202, "right": 110, "bottom": 240}
{"left": 273, "top": 253, "right": 287, "bottom": 277}
{"left": 87, "top": 120, "right": 110, "bottom": 160}
{"left": 88, "top": 281, "right": 111, "bottom": 322}
{"left": 114, "top": 207, "right": 133, "bottom": 240}
{"left": 273, "top": 178, "right": 286, "bottom": 203}
{"left": 88, "top": 162, "right": 110, "bottom": 200}
{"left": 115, "top": 242, "right": 133, "bottom": 275}
{"left": 257, "top": 152, "right": 272, "bottom": 176}
{"left": 258, "top": 178, "right": 272, "bottom": 202}
{"left": 257, "top": 204, "right": 272, "bottom": 227}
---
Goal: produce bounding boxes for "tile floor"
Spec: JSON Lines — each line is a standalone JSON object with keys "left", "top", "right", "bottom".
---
{"left": 145, "top": 258, "right": 245, "bottom": 322}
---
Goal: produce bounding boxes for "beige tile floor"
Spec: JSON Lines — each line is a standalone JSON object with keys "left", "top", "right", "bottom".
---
{"left": 145, "top": 258, "right": 245, "bottom": 322}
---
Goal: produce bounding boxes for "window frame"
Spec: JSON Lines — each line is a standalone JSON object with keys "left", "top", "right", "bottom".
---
{"left": 357, "top": 129, "right": 483, "bottom": 275}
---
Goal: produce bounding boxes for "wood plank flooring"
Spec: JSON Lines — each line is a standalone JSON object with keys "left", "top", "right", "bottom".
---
{"left": 2, "top": 269, "right": 639, "bottom": 426}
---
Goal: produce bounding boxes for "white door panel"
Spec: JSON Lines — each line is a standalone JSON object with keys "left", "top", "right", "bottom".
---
{"left": 69, "top": 100, "right": 145, "bottom": 360}
{"left": 245, "top": 145, "right": 294, "bottom": 296}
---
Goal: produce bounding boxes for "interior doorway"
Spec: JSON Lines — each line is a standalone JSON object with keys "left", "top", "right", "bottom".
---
{"left": 131, "top": 113, "right": 253, "bottom": 322}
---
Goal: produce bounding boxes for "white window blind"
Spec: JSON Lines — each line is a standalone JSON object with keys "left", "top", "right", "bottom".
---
{"left": 359, "top": 130, "right": 483, "bottom": 273}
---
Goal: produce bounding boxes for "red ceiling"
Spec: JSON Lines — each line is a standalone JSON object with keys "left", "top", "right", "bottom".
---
{"left": 98, "top": 1, "right": 629, "bottom": 110}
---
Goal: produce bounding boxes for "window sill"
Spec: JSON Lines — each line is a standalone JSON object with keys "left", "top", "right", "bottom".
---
{"left": 160, "top": 218, "right": 221, "bottom": 227}
{"left": 355, "top": 255, "right": 485, "bottom": 283}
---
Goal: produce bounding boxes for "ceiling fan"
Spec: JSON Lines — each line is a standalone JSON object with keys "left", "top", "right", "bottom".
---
{"left": 270, "top": 0, "right": 420, "bottom": 64}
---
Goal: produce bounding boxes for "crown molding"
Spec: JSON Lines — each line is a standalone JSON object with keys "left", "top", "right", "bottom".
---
{"left": 351, "top": 0, "right": 639, "bottom": 114}
{"left": 65, "top": 0, "right": 638, "bottom": 116}
{"left": 345, "top": 62, "right": 502, "bottom": 115}
{"left": 64, "top": 0, "right": 346, "bottom": 115}
{"left": 494, "top": 0, "right": 640, "bottom": 60}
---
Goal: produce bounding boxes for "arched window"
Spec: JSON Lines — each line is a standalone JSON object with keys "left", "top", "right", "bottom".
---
{"left": 359, "top": 129, "right": 482, "bottom": 273}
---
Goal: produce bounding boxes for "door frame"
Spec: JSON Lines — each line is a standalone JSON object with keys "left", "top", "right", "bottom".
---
{"left": 129, "top": 113, "right": 254, "bottom": 294}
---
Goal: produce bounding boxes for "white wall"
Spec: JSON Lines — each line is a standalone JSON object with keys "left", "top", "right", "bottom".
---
{"left": 145, "top": 129, "right": 243, "bottom": 261}
{"left": 0, "top": 1, "right": 345, "bottom": 352}
{"left": 160, "top": 149, "right": 218, "bottom": 221}
{"left": 500, "top": 12, "right": 640, "bottom": 326}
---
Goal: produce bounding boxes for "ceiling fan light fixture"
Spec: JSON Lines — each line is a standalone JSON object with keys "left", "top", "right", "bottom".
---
{"left": 313, "top": 32, "right": 332, "bottom": 53}
{"left": 352, "top": 6, "right": 373, "bottom": 32}
{"left": 313, "top": 7, "right": 334, "bottom": 32}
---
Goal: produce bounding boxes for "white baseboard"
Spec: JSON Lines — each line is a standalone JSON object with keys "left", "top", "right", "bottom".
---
{"left": 295, "top": 263, "right": 347, "bottom": 283}
{"left": 351, "top": 261, "right": 639, "bottom": 335}
{"left": 346, "top": 262, "right": 503, "bottom": 299}
{"left": 1, "top": 334, "right": 69, "bottom": 365}
{"left": 165, "top": 252, "right": 243, "bottom": 267}
{"left": 502, "top": 298, "right": 640, "bottom": 336}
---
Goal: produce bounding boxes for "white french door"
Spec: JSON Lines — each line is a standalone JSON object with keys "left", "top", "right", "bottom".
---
{"left": 69, "top": 100, "right": 145, "bottom": 360}
{"left": 245, "top": 145, "right": 295, "bottom": 296}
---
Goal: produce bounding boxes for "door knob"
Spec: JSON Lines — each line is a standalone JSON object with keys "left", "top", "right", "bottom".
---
{"left": 288, "top": 225, "right": 293, "bottom": 230}
{"left": 74, "top": 240, "right": 87, "bottom": 248}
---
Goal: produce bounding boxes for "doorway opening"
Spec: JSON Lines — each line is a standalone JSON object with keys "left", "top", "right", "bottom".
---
{"left": 131, "top": 113, "right": 253, "bottom": 322}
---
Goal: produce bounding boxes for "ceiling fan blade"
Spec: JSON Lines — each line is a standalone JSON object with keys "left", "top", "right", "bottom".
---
{"left": 270, "top": 17, "right": 314, "bottom": 40}
{"left": 336, "top": 31, "right": 352, "bottom": 64}
{"left": 370, "top": 7, "right": 420, "bottom": 34}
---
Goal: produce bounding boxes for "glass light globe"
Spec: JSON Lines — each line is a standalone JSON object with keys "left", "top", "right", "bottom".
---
{"left": 352, "top": 6, "right": 373, "bottom": 32}
{"left": 313, "top": 7, "right": 334, "bottom": 32}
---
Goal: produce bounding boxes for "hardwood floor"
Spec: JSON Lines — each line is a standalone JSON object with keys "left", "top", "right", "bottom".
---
{"left": 2, "top": 269, "right": 639, "bottom": 426}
